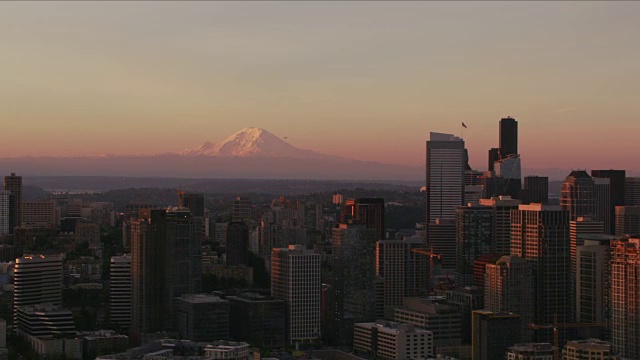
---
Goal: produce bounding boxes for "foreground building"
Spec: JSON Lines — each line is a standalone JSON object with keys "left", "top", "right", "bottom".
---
{"left": 472, "top": 310, "right": 521, "bottom": 360}
{"left": 353, "top": 320, "right": 434, "bottom": 359}
{"left": 610, "top": 239, "right": 640, "bottom": 358}
{"left": 562, "top": 339, "right": 619, "bottom": 360}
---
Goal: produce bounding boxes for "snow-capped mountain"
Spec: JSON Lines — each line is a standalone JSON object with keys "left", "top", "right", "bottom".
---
{"left": 180, "top": 127, "right": 328, "bottom": 159}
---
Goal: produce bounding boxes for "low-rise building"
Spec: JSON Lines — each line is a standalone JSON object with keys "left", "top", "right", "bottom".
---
{"left": 507, "top": 343, "right": 554, "bottom": 360}
{"left": 394, "top": 297, "right": 461, "bottom": 350}
{"left": 562, "top": 339, "right": 619, "bottom": 360}
{"left": 175, "top": 294, "right": 230, "bottom": 342}
{"left": 354, "top": 320, "right": 434, "bottom": 359}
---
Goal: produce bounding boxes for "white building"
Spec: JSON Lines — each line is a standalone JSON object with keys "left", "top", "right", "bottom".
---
{"left": 354, "top": 320, "right": 434, "bottom": 359}
{"left": 271, "top": 245, "right": 321, "bottom": 344}
{"left": 426, "top": 132, "right": 466, "bottom": 224}
{"left": 110, "top": 254, "right": 132, "bottom": 330}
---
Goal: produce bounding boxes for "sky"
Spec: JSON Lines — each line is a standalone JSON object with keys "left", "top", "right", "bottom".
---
{"left": 1, "top": 1, "right": 639, "bottom": 171}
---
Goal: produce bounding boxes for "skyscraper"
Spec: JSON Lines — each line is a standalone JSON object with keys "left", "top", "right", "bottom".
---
{"left": 593, "top": 177, "right": 612, "bottom": 234}
{"left": 13, "top": 254, "right": 63, "bottom": 330}
{"left": 575, "top": 235, "right": 615, "bottom": 328}
{"left": 510, "top": 204, "right": 571, "bottom": 343}
{"left": 610, "top": 239, "right": 640, "bottom": 358}
{"left": 427, "top": 219, "right": 456, "bottom": 270}
{"left": 625, "top": 177, "right": 640, "bottom": 206}
{"left": 488, "top": 148, "right": 500, "bottom": 173}
{"left": 484, "top": 256, "right": 534, "bottom": 342}
{"left": 426, "top": 132, "right": 466, "bottom": 224}
{"left": 3, "top": 173, "right": 22, "bottom": 233}
{"left": 271, "top": 245, "right": 321, "bottom": 344}
{"left": 110, "top": 254, "right": 132, "bottom": 331}
{"left": 499, "top": 117, "right": 518, "bottom": 159}
{"left": 522, "top": 176, "right": 549, "bottom": 205}
{"left": 226, "top": 221, "right": 249, "bottom": 266}
{"left": 479, "top": 196, "right": 521, "bottom": 255}
{"left": 494, "top": 155, "right": 522, "bottom": 200}
{"left": 455, "top": 205, "right": 494, "bottom": 287}
{"left": 343, "top": 198, "right": 386, "bottom": 241}
{"left": 179, "top": 193, "right": 205, "bottom": 217}
{"left": 130, "top": 209, "right": 202, "bottom": 342}
{"left": 561, "top": 171, "right": 596, "bottom": 221}
{"left": 472, "top": 310, "right": 522, "bottom": 360}
{"left": 591, "top": 169, "right": 626, "bottom": 234}
{"left": 614, "top": 206, "right": 640, "bottom": 236}
{"left": 232, "top": 196, "right": 252, "bottom": 223}
{"left": 0, "top": 191, "right": 9, "bottom": 236}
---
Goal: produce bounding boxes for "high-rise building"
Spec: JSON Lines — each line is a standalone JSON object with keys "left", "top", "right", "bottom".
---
{"left": 179, "top": 193, "right": 205, "bottom": 217}
{"left": 625, "top": 177, "right": 640, "bottom": 206}
{"left": 570, "top": 217, "right": 604, "bottom": 288}
{"left": 353, "top": 320, "right": 434, "bottom": 360}
{"left": 130, "top": 209, "right": 202, "bottom": 342}
{"left": 21, "top": 200, "right": 58, "bottom": 229}
{"left": 479, "top": 196, "right": 521, "bottom": 254}
{"left": 614, "top": 206, "right": 640, "bottom": 236}
{"left": 575, "top": 235, "right": 615, "bottom": 329}
{"left": 4, "top": 173, "right": 22, "bottom": 233}
{"left": 510, "top": 204, "right": 571, "bottom": 343}
{"left": 472, "top": 310, "right": 522, "bottom": 360}
{"left": 426, "top": 132, "right": 466, "bottom": 224}
{"left": 445, "top": 286, "right": 484, "bottom": 345}
{"left": 499, "top": 117, "right": 518, "bottom": 159}
{"left": 427, "top": 219, "right": 456, "bottom": 270}
{"left": 232, "top": 196, "right": 252, "bottom": 223}
{"left": 610, "top": 239, "right": 640, "bottom": 358}
{"left": 377, "top": 240, "right": 407, "bottom": 317}
{"left": 488, "top": 148, "right": 500, "bottom": 173}
{"left": 562, "top": 339, "right": 619, "bottom": 360}
{"left": 494, "top": 156, "right": 522, "bottom": 200}
{"left": 506, "top": 343, "right": 554, "bottom": 360}
{"left": 455, "top": 205, "right": 494, "bottom": 287}
{"left": 175, "top": 294, "right": 230, "bottom": 342}
{"left": 484, "top": 256, "right": 535, "bottom": 342}
{"left": 226, "top": 222, "right": 249, "bottom": 266}
{"left": 473, "top": 254, "right": 502, "bottom": 288}
{"left": 343, "top": 198, "right": 386, "bottom": 241}
{"left": 109, "top": 254, "right": 132, "bottom": 331}
{"left": 0, "top": 191, "right": 9, "bottom": 236}
{"left": 271, "top": 245, "right": 321, "bottom": 344}
{"left": 464, "top": 185, "right": 484, "bottom": 206}
{"left": 227, "top": 292, "right": 286, "bottom": 349}
{"left": 13, "top": 254, "right": 63, "bottom": 330}
{"left": 522, "top": 176, "right": 549, "bottom": 205}
{"left": 594, "top": 178, "right": 612, "bottom": 234}
{"left": 592, "top": 169, "right": 626, "bottom": 234}
{"left": 561, "top": 171, "right": 596, "bottom": 221}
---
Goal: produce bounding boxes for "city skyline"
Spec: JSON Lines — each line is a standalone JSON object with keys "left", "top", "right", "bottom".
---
{"left": 1, "top": 2, "right": 639, "bottom": 171}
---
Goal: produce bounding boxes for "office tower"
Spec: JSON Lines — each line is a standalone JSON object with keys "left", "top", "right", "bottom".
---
{"left": 499, "top": 117, "right": 518, "bottom": 159}
{"left": 427, "top": 219, "right": 456, "bottom": 270}
{"left": 464, "top": 185, "right": 483, "bottom": 206}
{"left": 473, "top": 254, "right": 502, "bottom": 288}
{"left": 227, "top": 292, "right": 286, "bottom": 349}
{"left": 488, "top": 148, "right": 500, "bottom": 173}
{"left": 455, "top": 205, "right": 494, "bottom": 287}
{"left": 592, "top": 169, "right": 626, "bottom": 234}
{"left": 522, "top": 176, "right": 549, "bottom": 205}
{"left": 0, "top": 191, "right": 9, "bottom": 236}
{"left": 343, "top": 198, "right": 386, "bottom": 241}
{"left": 575, "top": 235, "right": 615, "bottom": 328}
{"left": 426, "top": 132, "right": 466, "bottom": 224}
{"left": 3, "top": 173, "right": 22, "bottom": 233}
{"left": 480, "top": 172, "right": 507, "bottom": 199}
{"left": 615, "top": 206, "right": 640, "bottom": 236}
{"left": 332, "top": 223, "right": 378, "bottom": 334}
{"left": 465, "top": 169, "right": 483, "bottom": 186}
{"left": 562, "top": 339, "right": 618, "bottom": 360}
{"left": 13, "top": 254, "right": 63, "bottom": 329}
{"left": 445, "top": 286, "right": 484, "bottom": 345}
{"left": 130, "top": 209, "right": 202, "bottom": 341}
{"left": 610, "top": 239, "right": 640, "bottom": 358}
{"left": 479, "top": 196, "right": 521, "bottom": 254}
{"left": 377, "top": 240, "right": 408, "bottom": 317}
{"left": 570, "top": 217, "right": 604, "bottom": 288}
{"left": 226, "top": 222, "right": 249, "bottom": 266}
{"left": 484, "top": 256, "right": 535, "bottom": 342}
{"left": 353, "top": 320, "right": 434, "bottom": 359}
{"left": 14, "top": 303, "right": 75, "bottom": 337}
{"left": 625, "top": 177, "right": 640, "bottom": 206}
{"left": 510, "top": 204, "right": 571, "bottom": 343}
{"left": 506, "top": 343, "right": 554, "bottom": 360}
{"left": 394, "top": 297, "right": 461, "bottom": 350}
{"left": 122, "top": 204, "right": 158, "bottom": 249}
{"left": 178, "top": 193, "right": 205, "bottom": 217}
{"left": 232, "top": 196, "right": 252, "bottom": 223}
{"left": 594, "top": 178, "right": 612, "bottom": 234}
{"left": 271, "top": 245, "right": 321, "bottom": 344}
{"left": 494, "top": 155, "right": 522, "bottom": 200}
{"left": 561, "top": 171, "right": 596, "bottom": 221}
{"left": 175, "top": 294, "right": 230, "bottom": 342}
{"left": 109, "top": 254, "right": 132, "bottom": 330}
{"left": 472, "top": 310, "right": 522, "bottom": 360}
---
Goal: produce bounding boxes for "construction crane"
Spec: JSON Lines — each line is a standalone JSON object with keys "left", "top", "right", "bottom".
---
{"left": 529, "top": 314, "right": 607, "bottom": 360}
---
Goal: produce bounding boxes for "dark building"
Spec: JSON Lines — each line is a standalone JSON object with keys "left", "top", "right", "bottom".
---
{"left": 179, "top": 193, "right": 205, "bottom": 217}
{"left": 455, "top": 205, "right": 494, "bottom": 287}
{"left": 226, "top": 221, "right": 249, "bottom": 266}
{"left": 343, "top": 198, "right": 386, "bottom": 241}
{"left": 472, "top": 310, "right": 522, "bottom": 360}
{"left": 446, "top": 286, "right": 484, "bottom": 345}
{"left": 615, "top": 206, "right": 640, "bottom": 236}
{"left": 592, "top": 169, "right": 626, "bottom": 234}
{"left": 488, "top": 148, "right": 500, "bottom": 173}
{"left": 561, "top": 171, "right": 596, "bottom": 221}
{"left": 427, "top": 219, "right": 456, "bottom": 270}
{"left": 4, "top": 172, "right": 22, "bottom": 233}
{"left": 522, "top": 176, "right": 549, "bottom": 204}
{"left": 130, "top": 209, "right": 202, "bottom": 343}
{"left": 175, "top": 294, "right": 229, "bottom": 342}
{"left": 228, "top": 292, "right": 286, "bottom": 349}
{"left": 499, "top": 117, "right": 518, "bottom": 159}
